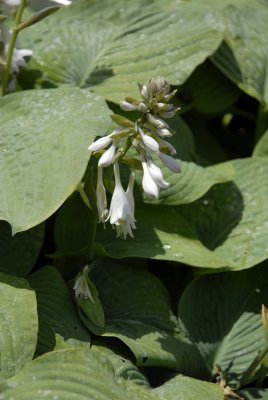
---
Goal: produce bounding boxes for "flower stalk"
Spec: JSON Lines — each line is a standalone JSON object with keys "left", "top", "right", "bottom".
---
{"left": 88, "top": 77, "right": 181, "bottom": 239}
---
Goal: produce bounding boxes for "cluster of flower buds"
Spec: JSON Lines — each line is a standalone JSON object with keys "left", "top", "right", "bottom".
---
{"left": 88, "top": 77, "right": 181, "bottom": 239}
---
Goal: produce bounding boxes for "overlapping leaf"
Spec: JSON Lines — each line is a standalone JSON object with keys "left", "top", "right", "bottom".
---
{"left": 97, "top": 157, "right": 268, "bottom": 270}
{"left": 87, "top": 260, "right": 204, "bottom": 376}
{"left": 28, "top": 266, "right": 91, "bottom": 345}
{"left": 178, "top": 264, "right": 268, "bottom": 386}
{"left": 0, "top": 347, "right": 224, "bottom": 400}
{"left": 21, "top": 0, "right": 224, "bottom": 102}
{"left": 0, "top": 88, "right": 110, "bottom": 233}
{"left": 0, "top": 274, "right": 38, "bottom": 380}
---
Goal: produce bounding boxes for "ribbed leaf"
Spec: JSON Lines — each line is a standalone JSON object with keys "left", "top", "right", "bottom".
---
{"left": 97, "top": 157, "right": 268, "bottom": 270}
{"left": 154, "top": 374, "right": 224, "bottom": 400}
{"left": 0, "top": 88, "right": 110, "bottom": 233}
{"left": 28, "top": 266, "right": 91, "bottom": 343}
{"left": 0, "top": 273, "right": 38, "bottom": 380}
{"left": 0, "top": 347, "right": 218, "bottom": 400}
{"left": 21, "top": 0, "right": 223, "bottom": 102}
{"left": 211, "top": 1, "right": 268, "bottom": 104}
{"left": 178, "top": 264, "right": 268, "bottom": 386}
{"left": 87, "top": 260, "right": 204, "bottom": 376}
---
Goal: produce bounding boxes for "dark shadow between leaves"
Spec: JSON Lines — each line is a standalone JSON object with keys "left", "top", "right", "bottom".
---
{"left": 83, "top": 65, "right": 114, "bottom": 87}
{"left": 177, "top": 181, "right": 244, "bottom": 250}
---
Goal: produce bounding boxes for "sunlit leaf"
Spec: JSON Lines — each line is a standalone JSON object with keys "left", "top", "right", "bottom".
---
{"left": 0, "top": 88, "right": 110, "bottom": 233}
{"left": 0, "top": 273, "right": 38, "bottom": 380}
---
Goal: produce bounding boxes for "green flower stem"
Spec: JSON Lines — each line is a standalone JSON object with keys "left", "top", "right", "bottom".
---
{"left": 82, "top": 167, "right": 98, "bottom": 262}
{"left": 1, "top": 0, "right": 27, "bottom": 96}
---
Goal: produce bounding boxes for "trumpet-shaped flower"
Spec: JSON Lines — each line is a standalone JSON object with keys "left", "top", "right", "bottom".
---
{"left": 141, "top": 159, "right": 159, "bottom": 199}
{"left": 107, "top": 163, "right": 136, "bottom": 239}
{"left": 147, "top": 159, "right": 169, "bottom": 188}
{"left": 73, "top": 266, "right": 94, "bottom": 301}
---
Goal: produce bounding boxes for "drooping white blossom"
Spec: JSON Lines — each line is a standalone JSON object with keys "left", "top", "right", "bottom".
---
{"left": 73, "top": 266, "right": 94, "bottom": 301}
{"left": 141, "top": 159, "right": 159, "bottom": 199}
{"left": 147, "top": 159, "right": 169, "bottom": 188}
{"left": 107, "top": 163, "right": 136, "bottom": 239}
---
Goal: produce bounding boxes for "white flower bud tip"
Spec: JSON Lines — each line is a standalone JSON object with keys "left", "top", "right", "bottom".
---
{"left": 158, "top": 152, "right": 181, "bottom": 173}
{"left": 98, "top": 141, "right": 116, "bottom": 167}
{"left": 88, "top": 135, "right": 112, "bottom": 152}
{"left": 138, "top": 127, "right": 159, "bottom": 152}
{"left": 120, "top": 101, "right": 137, "bottom": 111}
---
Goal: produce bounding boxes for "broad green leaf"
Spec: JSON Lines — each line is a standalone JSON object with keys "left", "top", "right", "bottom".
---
{"left": 211, "top": 1, "right": 268, "bottom": 105}
{"left": 0, "top": 88, "right": 110, "bottom": 233}
{"left": 21, "top": 0, "right": 223, "bottom": 102}
{"left": 178, "top": 264, "right": 268, "bottom": 386}
{"left": 0, "top": 349, "right": 155, "bottom": 400}
{"left": 97, "top": 157, "right": 268, "bottom": 270}
{"left": 0, "top": 222, "right": 44, "bottom": 276}
{"left": 138, "top": 160, "right": 235, "bottom": 206}
{"left": 0, "top": 344, "right": 223, "bottom": 400}
{"left": 253, "top": 129, "right": 268, "bottom": 157}
{"left": 154, "top": 374, "right": 224, "bottom": 400}
{"left": 88, "top": 260, "right": 205, "bottom": 376}
{"left": 28, "top": 266, "right": 91, "bottom": 343}
{"left": 0, "top": 273, "right": 38, "bottom": 380}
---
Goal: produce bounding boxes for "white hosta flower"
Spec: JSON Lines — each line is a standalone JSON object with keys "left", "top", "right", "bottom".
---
{"left": 141, "top": 159, "right": 159, "bottom": 199}
{"left": 147, "top": 113, "right": 168, "bottom": 129}
{"left": 96, "top": 166, "right": 108, "bottom": 223}
{"left": 107, "top": 163, "right": 136, "bottom": 239}
{"left": 138, "top": 127, "right": 159, "bottom": 152}
{"left": 73, "top": 266, "right": 94, "bottom": 301}
{"left": 156, "top": 127, "right": 173, "bottom": 137}
{"left": 147, "top": 159, "right": 169, "bottom": 188}
{"left": 88, "top": 135, "right": 112, "bottom": 152}
{"left": 158, "top": 151, "right": 181, "bottom": 173}
{"left": 98, "top": 140, "right": 117, "bottom": 167}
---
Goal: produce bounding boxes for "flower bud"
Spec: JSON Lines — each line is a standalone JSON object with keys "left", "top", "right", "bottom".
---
{"left": 158, "top": 151, "right": 181, "bottom": 173}
{"left": 88, "top": 136, "right": 112, "bottom": 152}
{"left": 141, "top": 160, "right": 159, "bottom": 198}
{"left": 98, "top": 141, "right": 117, "bottom": 167}
{"left": 120, "top": 101, "right": 137, "bottom": 111}
{"left": 138, "top": 127, "right": 159, "bottom": 152}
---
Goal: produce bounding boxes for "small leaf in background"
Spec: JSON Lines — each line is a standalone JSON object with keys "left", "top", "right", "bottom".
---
{"left": 28, "top": 266, "right": 91, "bottom": 351}
{"left": 0, "top": 273, "right": 38, "bottom": 380}
{"left": 0, "top": 87, "right": 111, "bottom": 233}
{"left": 178, "top": 263, "right": 268, "bottom": 387}
{"left": 0, "top": 221, "right": 44, "bottom": 276}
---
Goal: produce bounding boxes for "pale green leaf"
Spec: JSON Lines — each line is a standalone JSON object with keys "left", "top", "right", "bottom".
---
{"left": 178, "top": 264, "right": 268, "bottom": 386}
{"left": 154, "top": 374, "right": 224, "bottom": 400}
{"left": 0, "top": 222, "right": 44, "bottom": 276}
{"left": 0, "top": 88, "right": 110, "bottom": 233}
{"left": 0, "top": 348, "right": 155, "bottom": 400}
{"left": 0, "top": 273, "right": 38, "bottom": 380}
